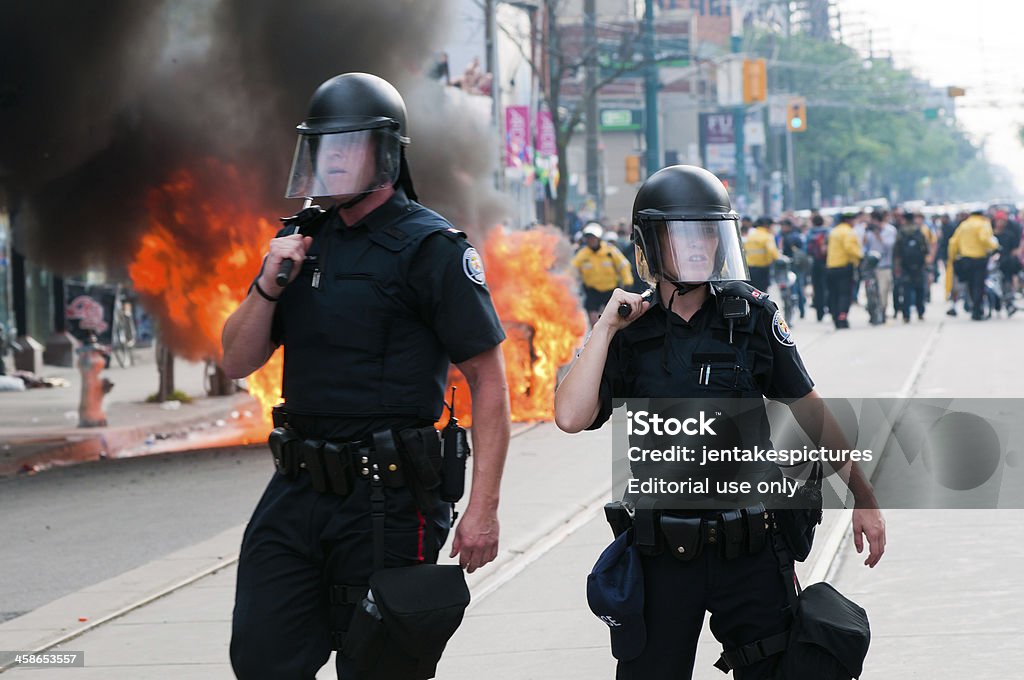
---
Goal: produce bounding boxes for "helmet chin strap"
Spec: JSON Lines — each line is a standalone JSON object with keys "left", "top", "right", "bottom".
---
{"left": 338, "top": 191, "right": 373, "bottom": 209}
{"left": 670, "top": 281, "right": 704, "bottom": 294}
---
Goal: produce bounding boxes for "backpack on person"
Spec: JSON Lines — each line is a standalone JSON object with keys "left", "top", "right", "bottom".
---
{"left": 898, "top": 231, "right": 926, "bottom": 271}
{"left": 807, "top": 230, "right": 828, "bottom": 262}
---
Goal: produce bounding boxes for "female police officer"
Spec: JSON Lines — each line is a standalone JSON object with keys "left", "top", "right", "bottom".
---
{"left": 554, "top": 165, "right": 885, "bottom": 679}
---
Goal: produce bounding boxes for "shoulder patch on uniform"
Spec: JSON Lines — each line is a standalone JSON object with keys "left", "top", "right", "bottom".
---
{"left": 462, "top": 247, "right": 486, "bottom": 285}
{"left": 750, "top": 288, "right": 765, "bottom": 299}
{"left": 771, "top": 310, "right": 795, "bottom": 346}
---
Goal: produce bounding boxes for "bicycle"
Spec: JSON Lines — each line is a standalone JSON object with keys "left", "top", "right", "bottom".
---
{"left": 861, "top": 251, "right": 884, "bottom": 325}
{"left": 772, "top": 255, "right": 801, "bottom": 326}
{"left": 110, "top": 286, "right": 137, "bottom": 368}
{"left": 980, "top": 255, "right": 1005, "bottom": 319}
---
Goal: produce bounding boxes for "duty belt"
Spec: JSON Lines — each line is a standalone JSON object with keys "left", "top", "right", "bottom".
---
{"left": 268, "top": 427, "right": 408, "bottom": 496}
{"left": 628, "top": 501, "right": 772, "bottom": 562}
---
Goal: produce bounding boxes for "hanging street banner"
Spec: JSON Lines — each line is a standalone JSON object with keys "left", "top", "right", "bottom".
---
{"left": 505, "top": 105, "right": 531, "bottom": 169}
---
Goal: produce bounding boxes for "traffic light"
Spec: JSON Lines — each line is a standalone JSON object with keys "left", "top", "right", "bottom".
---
{"left": 742, "top": 58, "right": 767, "bottom": 104}
{"left": 625, "top": 154, "right": 642, "bottom": 184}
{"left": 787, "top": 97, "right": 807, "bottom": 133}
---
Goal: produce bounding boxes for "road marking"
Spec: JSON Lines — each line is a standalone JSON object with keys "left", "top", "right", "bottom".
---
{"left": 3, "top": 421, "right": 546, "bottom": 662}
{"left": 0, "top": 547, "right": 238, "bottom": 672}
{"left": 809, "top": 317, "right": 945, "bottom": 585}
{"left": 467, "top": 488, "right": 609, "bottom": 611}
{"left": 898, "top": 319, "right": 944, "bottom": 398}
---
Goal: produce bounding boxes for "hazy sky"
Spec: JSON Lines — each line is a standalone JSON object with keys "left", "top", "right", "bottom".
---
{"left": 840, "top": 0, "right": 1024, "bottom": 196}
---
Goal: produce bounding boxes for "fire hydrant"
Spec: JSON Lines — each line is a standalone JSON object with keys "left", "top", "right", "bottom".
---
{"left": 78, "top": 334, "right": 111, "bottom": 428}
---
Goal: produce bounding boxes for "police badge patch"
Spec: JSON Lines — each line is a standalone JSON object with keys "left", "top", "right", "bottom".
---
{"left": 462, "top": 247, "right": 486, "bottom": 285}
{"left": 772, "top": 310, "right": 795, "bottom": 346}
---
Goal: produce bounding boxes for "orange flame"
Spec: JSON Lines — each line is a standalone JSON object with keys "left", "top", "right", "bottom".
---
{"left": 446, "top": 226, "right": 587, "bottom": 426}
{"left": 130, "top": 162, "right": 585, "bottom": 434}
{"left": 128, "top": 159, "right": 282, "bottom": 429}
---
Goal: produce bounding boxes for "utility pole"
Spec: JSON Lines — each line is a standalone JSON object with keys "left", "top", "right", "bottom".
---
{"left": 486, "top": 0, "right": 505, "bottom": 191}
{"left": 733, "top": 107, "right": 747, "bottom": 212}
{"left": 731, "top": 27, "right": 746, "bottom": 211}
{"left": 643, "top": 0, "right": 660, "bottom": 176}
{"left": 584, "top": 0, "right": 601, "bottom": 219}
{"left": 485, "top": 0, "right": 495, "bottom": 74}
{"left": 785, "top": 124, "right": 796, "bottom": 210}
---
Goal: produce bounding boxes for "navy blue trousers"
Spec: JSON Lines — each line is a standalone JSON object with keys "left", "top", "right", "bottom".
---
{"left": 230, "top": 471, "right": 450, "bottom": 679}
{"left": 615, "top": 539, "right": 793, "bottom": 680}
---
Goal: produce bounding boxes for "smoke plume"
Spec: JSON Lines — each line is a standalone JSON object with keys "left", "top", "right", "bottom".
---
{"left": 0, "top": 0, "right": 504, "bottom": 277}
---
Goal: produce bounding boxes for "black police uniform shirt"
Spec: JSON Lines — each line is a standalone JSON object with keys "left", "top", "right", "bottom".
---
{"left": 588, "top": 283, "right": 814, "bottom": 431}
{"left": 269, "top": 189, "right": 505, "bottom": 441}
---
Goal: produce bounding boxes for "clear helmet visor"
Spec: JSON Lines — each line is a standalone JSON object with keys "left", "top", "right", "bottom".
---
{"left": 285, "top": 128, "right": 402, "bottom": 199}
{"left": 635, "top": 219, "right": 749, "bottom": 285}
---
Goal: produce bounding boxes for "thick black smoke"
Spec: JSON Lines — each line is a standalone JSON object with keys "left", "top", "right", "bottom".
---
{"left": 0, "top": 0, "right": 504, "bottom": 274}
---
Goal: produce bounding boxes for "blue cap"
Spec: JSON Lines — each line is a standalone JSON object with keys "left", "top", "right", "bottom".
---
{"left": 586, "top": 529, "right": 646, "bottom": 661}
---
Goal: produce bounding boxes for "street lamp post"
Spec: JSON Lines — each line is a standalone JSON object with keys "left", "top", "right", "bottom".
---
{"left": 643, "top": 0, "right": 660, "bottom": 177}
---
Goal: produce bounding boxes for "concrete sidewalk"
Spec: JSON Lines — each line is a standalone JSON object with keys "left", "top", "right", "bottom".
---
{"left": 0, "top": 346, "right": 264, "bottom": 477}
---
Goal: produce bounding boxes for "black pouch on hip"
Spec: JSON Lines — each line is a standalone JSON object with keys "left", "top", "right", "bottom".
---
{"left": 268, "top": 427, "right": 300, "bottom": 477}
{"left": 778, "top": 462, "right": 824, "bottom": 561}
{"left": 660, "top": 516, "right": 703, "bottom": 562}
{"left": 343, "top": 565, "right": 470, "bottom": 680}
{"left": 775, "top": 582, "right": 870, "bottom": 680}
{"left": 398, "top": 427, "right": 442, "bottom": 485}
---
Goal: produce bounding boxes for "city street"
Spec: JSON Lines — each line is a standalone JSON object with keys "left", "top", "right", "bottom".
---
{"left": 2, "top": 290, "right": 1023, "bottom": 678}
{"left": 2, "top": 1, "right": 1023, "bottom": 677}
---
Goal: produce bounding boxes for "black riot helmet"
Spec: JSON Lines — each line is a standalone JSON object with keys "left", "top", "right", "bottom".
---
{"left": 285, "top": 72, "right": 418, "bottom": 201}
{"left": 631, "top": 165, "right": 749, "bottom": 286}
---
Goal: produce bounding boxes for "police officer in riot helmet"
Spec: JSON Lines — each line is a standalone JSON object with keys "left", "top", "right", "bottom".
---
{"left": 222, "top": 73, "right": 511, "bottom": 679}
{"left": 555, "top": 165, "right": 885, "bottom": 679}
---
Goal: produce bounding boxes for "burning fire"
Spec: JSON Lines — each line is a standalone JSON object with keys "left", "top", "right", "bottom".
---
{"left": 446, "top": 226, "right": 587, "bottom": 426}
{"left": 128, "top": 159, "right": 283, "bottom": 429}
{"left": 130, "top": 162, "right": 585, "bottom": 434}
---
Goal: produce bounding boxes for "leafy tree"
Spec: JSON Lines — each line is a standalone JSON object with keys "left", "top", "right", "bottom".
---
{"left": 747, "top": 31, "right": 989, "bottom": 205}
{"left": 493, "top": 0, "right": 686, "bottom": 229}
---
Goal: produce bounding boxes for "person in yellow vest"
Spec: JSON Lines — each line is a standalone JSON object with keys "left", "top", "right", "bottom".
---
{"left": 946, "top": 211, "right": 998, "bottom": 321}
{"left": 825, "top": 213, "right": 863, "bottom": 329}
{"left": 572, "top": 222, "right": 635, "bottom": 326}
{"left": 743, "top": 217, "right": 780, "bottom": 292}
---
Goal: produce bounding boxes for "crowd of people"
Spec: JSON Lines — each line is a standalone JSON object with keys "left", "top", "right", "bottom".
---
{"left": 572, "top": 206, "right": 1024, "bottom": 329}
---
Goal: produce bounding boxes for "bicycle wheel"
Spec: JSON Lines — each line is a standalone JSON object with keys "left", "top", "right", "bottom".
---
{"left": 866, "top": 283, "right": 881, "bottom": 324}
{"left": 782, "top": 290, "right": 795, "bottom": 326}
{"left": 112, "top": 309, "right": 131, "bottom": 367}
{"left": 112, "top": 331, "right": 127, "bottom": 367}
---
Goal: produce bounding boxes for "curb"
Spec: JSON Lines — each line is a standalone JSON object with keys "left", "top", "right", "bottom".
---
{"left": 0, "top": 393, "right": 261, "bottom": 478}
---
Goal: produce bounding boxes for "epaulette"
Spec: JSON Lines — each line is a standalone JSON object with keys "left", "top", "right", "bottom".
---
{"left": 276, "top": 204, "right": 328, "bottom": 237}
{"left": 439, "top": 226, "right": 468, "bottom": 240}
{"left": 368, "top": 216, "right": 453, "bottom": 253}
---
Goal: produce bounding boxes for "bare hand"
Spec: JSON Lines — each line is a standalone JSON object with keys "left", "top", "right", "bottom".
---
{"left": 852, "top": 505, "right": 886, "bottom": 567}
{"left": 449, "top": 504, "right": 499, "bottom": 574}
{"left": 596, "top": 288, "right": 652, "bottom": 332}
{"left": 258, "top": 234, "right": 314, "bottom": 295}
